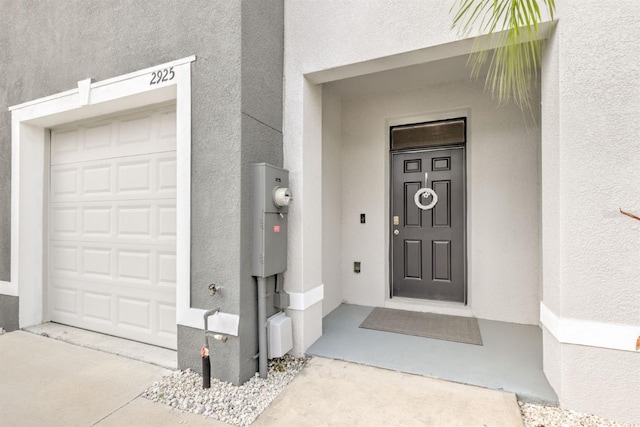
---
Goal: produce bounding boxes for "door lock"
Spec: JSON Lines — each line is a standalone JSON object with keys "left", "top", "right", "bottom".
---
{"left": 393, "top": 229, "right": 399, "bottom": 235}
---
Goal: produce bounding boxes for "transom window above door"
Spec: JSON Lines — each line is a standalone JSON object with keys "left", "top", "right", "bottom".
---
{"left": 391, "top": 118, "right": 466, "bottom": 150}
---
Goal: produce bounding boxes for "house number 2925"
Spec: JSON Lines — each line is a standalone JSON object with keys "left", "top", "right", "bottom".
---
{"left": 149, "top": 67, "right": 175, "bottom": 85}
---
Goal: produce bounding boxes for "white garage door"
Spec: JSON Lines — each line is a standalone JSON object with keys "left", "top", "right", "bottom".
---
{"left": 49, "top": 104, "right": 177, "bottom": 349}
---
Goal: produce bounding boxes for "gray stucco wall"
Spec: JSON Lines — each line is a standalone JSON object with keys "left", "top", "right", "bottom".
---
{"left": 0, "top": 295, "right": 18, "bottom": 331}
{"left": 237, "top": 0, "right": 284, "bottom": 383}
{"left": 0, "top": 0, "right": 284, "bottom": 385}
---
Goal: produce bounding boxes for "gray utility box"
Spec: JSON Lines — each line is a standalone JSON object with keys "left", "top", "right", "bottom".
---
{"left": 252, "top": 163, "right": 291, "bottom": 278}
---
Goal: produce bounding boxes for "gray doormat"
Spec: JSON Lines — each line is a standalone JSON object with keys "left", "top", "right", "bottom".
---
{"left": 359, "top": 307, "right": 483, "bottom": 346}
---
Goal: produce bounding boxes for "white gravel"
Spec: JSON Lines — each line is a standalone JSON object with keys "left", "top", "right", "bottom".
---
{"left": 520, "top": 402, "right": 639, "bottom": 427}
{"left": 143, "top": 355, "right": 307, "bottom": 426}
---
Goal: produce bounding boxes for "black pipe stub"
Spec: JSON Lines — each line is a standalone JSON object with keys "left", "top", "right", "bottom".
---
{"left": 201, "top": 346, "right": 211, "bottom": 389}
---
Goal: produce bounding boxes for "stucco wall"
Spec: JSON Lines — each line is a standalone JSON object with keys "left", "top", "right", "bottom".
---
{"left": 321, "top": 87, "right": 343, "bottom": 317}
{"left": 283, "top": 0, "right": 461, "bottom": 292}
{"left": 0, "top": 0, "right": 243, "bottom": 380}
{"left": 556, "top": 2, "right": 640, "bottom": 326}
{"left": 1, "top": 0, "right": 284, "bottom": 385}
{"left": 543, "top": 1, "right": 640, "bottom": 325}
{"left": 331, "top": 78, "right": 541, "bottom": 325}
{"left": 237, "top": 0, "right": 285, "bottom": 382}
{"left": 540, "top": 2, "right": 640, "bottom": 423}
{"left": 285, "top": 0, "right": 457, "bottom": 74}
{"left": 544, "top": 329, "right": 640, "bottom": 424}
{"left": 283, "top": 0, "right": 468, "bottom": 352}
{"left": 0, "top": 295, "right": 18, "bottom": 331}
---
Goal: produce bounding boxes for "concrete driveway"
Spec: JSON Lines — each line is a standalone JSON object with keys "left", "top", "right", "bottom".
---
{"left": 0, "top": 331, "right": 220, "bottom": 426}
{"left": 0, "top": 330, "right": 523, "bottom": 426}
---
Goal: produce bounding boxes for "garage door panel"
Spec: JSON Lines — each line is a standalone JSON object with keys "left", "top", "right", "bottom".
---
{"left": 51, "top": 105, "right": 176, "bottom": 166}
{"left": 158, "top": 252, "right": 176, "bottom": 286}
{"left": 157, "top": 157, "right": 177, "bottom": 193}
{"left": 117, "top": 206, "right": 152, "bottom": 238}
{"left": 51, "top": 207, "right": 79, "bottom": 236}
{"left": 82, "top": 206, "right": 112, "bottom": 237}
{"left": 117, "top": 250, "right": 152, "bottom": 283}
{"left": 51, "top": 129, "right": 80, "bottom": 158}
{"left": 84, "top": 122, "right": 112, "bottom": 150}
{"left": 118, "top": 114, "right": 153, "bottom": 146}
{"left": 51, "top": 154, "right": 176, "bottom": 203}
{"left": 158, "top": 110, "right": 177, "bottom": 139}
{"left": 83, "top": 165, "right": 112, "bottom": 195}
{"left": 158, "top": 304, "right": 177, "bottom": 335}
{"left": 50, "top": 201, "right": 175, "bottom": 244}
{"left": 52, "top": 286, "right": 78, "bottom": 315}
{"left": 51, "top": 245, "right": 80, "bottom": 276}
{"left": 51, "top": 168, "right": 78, "bottom": 197}
{"left": 82, "top": 247, "right": 113, "bottom": 279}
{"left": 158, "top": 205, "right": 177, "bottom": 240}
{"left": 49, "top": 105, "right": 177, "bottom": 349}
{"left": 51, "top": 277, "right": 174, "bottom": 299}
{"left": 117, "top": 297, "right": 152, "bottom": 331}
{"left": 83, "top": 291, "right": 112, "bottom": 323}
{"left": 116, "top": 160, "right": 151, "bottom": 194}
{"left": 51, "top": 245, "right": 174, "bottom": 289}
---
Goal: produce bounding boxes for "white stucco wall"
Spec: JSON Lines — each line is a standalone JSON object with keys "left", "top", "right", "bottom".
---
{"left": 333, "top": 78, "right": 540, "bottom": 325}
{"left": 286, "top": 1, "right": 456, "bottom": 75}
{"left": 286, "top": 1, "right": 639, "bottom": 421}
{"left": 284, "top": 0, "right": 462, "bottom": 301}
{"left": 540, "top": 2, "right": 640, "bottom": 423}
{"left": 284, "top": 0, "right": 464, "bottom": 350}
{"left": 284, "top": 0, "right": 544, "bottom": 347}
{"left": 556, "top": 2, "right": 640, "bottom": 326}
{"left": 321, "top": 87, "right": 344, "bottom": 317}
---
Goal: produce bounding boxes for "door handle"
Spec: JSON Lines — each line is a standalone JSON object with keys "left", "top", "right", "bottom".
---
{"left": 393, "top": 229, "right": 399, "bottom": 235}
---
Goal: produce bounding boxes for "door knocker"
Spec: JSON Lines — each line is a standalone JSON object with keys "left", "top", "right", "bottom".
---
{"left": 414, "top": 172, "right": 438, "bottom": 210}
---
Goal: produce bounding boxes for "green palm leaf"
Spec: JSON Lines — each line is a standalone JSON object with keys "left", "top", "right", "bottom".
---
{"left": 451, "top": 0, "right": 555, "bottom": 112}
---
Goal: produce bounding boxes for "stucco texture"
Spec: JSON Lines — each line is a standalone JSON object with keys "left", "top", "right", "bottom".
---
{"left": 544, "top": 328, "right": 640, "bottom": 424}
{"left": 0, "top": 0, "right": 243, "bottom": 383}
{"left": 322, "top": 77, "right": 541, "bottom": 326}
{"left": 541, "top": 1, "right": 640, "bottom": 324}
{"left": 0, "top": 0, "right": 284, "bottom": 385}
{"left": 554, "top": 2, "right": 640, "bottom": 326}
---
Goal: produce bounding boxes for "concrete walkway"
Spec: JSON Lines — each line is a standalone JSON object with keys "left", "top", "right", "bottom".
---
{"left": 0, "top": 330, "right": 523, "bottom": 426}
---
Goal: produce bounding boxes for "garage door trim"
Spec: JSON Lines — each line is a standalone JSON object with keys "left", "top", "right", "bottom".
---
{"left": 7, "top": 57, "right": 238, "bottom": 338}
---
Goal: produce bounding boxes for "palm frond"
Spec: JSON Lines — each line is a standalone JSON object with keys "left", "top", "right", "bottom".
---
{"left": 451, "top": 0, "right": 555, "bottom": 112}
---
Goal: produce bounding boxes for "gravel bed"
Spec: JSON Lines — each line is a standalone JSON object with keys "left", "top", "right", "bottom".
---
{"left": 143, "top": 355, "right": 307, "bottom": 426}
{"left": 520, "top": 402, "right": 639, "bottom": 427}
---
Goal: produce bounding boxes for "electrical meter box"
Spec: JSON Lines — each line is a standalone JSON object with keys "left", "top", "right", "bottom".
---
{"left": 252, "top": 163, "right": 290, "bottom": 278}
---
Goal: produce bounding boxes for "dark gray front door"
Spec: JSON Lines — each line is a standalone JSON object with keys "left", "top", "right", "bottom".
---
{"left": 391, "top": 148, "right": 466, "bottom": 302}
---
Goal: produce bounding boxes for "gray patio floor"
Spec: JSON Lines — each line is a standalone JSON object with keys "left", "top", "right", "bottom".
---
{"left": 306, "top": 303, "right": 558, "bottom": 405}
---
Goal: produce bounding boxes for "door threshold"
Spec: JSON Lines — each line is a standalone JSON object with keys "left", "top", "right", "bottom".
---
{"left": 23, "top": 322, "right": 177, "bottom": 370}
{"left": 385, "top": 297, "right": 472, "bottom": 317}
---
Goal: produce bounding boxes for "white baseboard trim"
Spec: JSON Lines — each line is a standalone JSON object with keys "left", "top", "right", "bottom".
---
{"left": 288, "top": 284, "right": 324, "bottom": 311}
{"left": 540, "top": 302, "right": 640, "bottom": 352}
{"left": 0, "top": 281, "right": 17, "bottom": 296}
{"left": 178, "top": 308, "right": 240, "bottom": 337}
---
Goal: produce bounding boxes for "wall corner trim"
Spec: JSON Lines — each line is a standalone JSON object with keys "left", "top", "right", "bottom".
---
{"left": 288, "top": 284, "right": 324, "bottom": 311}
{"left": 540, "top": 302, "right": 640, "bottom": 352}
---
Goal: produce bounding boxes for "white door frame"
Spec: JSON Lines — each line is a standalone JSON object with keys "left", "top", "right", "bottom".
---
{"left": 4, "top": 56, "right": 239, "bottom": 336}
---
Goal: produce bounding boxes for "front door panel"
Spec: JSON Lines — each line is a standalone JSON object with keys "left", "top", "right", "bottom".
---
{"left": 391, "top": 148, "right": 465, "bottom": 302}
